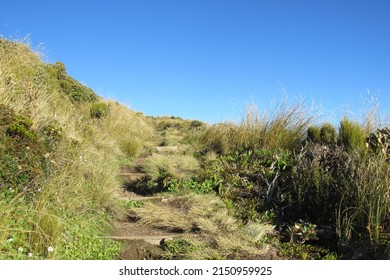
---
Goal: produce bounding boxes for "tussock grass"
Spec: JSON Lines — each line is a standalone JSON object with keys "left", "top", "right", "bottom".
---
{"left": 339, "top": 117, "right": 367, "bottom": 152}
{"left": 142, "top": 153, "right": 200, "bottom": 180}
{"left": 201, "top": 99, "right": 314, "bottom": 154}
{"left": 336, "top": 152, "right": 390, "bottom": 247}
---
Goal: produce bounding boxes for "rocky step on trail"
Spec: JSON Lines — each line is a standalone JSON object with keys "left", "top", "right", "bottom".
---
{"left": 101, "top": 223, "right": 187, "bottom": 245}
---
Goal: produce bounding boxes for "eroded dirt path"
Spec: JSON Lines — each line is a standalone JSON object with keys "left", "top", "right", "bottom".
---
{"left": 110, "top": 155, "right": 184, "bottom": 259}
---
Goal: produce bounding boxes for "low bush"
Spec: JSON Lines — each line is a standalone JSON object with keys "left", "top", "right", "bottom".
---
{"left": 46, "top": 61, "right": 97, "bottom": 103}
{"left": 60, "top": 76, "right": 97, "bottom": 103}
{"left": 0, "top": 106, "right": 49, "bottom": 191}
{"left": 137, "top": 154, "right": 200, "bottom": 194}
{"left": 200, "top": 148, "right": 295, "bottom": 222}
{"left": 288, "top": 144, "right": 357, "bottom": 225}
{"left": 90, "top": 102, "right": 110, "bottom": 119}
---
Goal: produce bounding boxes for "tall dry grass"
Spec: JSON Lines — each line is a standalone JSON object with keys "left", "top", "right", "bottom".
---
{"left": 200, "top": 99, "right": 314, "bottom": 154}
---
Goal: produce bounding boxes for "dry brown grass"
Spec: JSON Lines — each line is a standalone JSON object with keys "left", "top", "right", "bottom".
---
{"left": 134, "top": 194, "right": 274, "bottom": 259}
{"left": 142, "top": 153, "right": 200, "bottom": 180}
{"left": 201, "top": 99, "right": 315, "bottom": 154}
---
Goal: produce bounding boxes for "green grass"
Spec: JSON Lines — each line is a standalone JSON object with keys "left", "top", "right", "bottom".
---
{"left": 339, "top": 117, "right": 367, "bottom": 152}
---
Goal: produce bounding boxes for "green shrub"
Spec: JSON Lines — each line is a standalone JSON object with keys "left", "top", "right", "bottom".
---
{"left": 6, "top": 115, "right": 36, "bottom": 140}
{"left": 320, "top": 123, "right": 337, "bottom": 145}
{"left": 1, "top": 108, "right": 37, "bottom": 140}
{"left": 201, "top": 148, "right": 295, "bottom": 222}
{"left": 307, "top": 126, "right": 321, "bottom": 143}
{"left": 277, "top": 242, "right": 337, "bottom": 260}
{"left": 289, "top": 145, "right": 356, "bottom": 225}
{"left": 190, "top": 120, "right": 205, "bottom": 129}
{"left": 0, "top": 106, "right": 49, "bottom": 191}
{"left": 45, "top": 61, "right": 98, "bottom": 102}
{"left": 339, "top": 118, "right": 366, "bottom": 152}
{"left": 165, "top": 177, "right": 216, "bottom": 194}
{"left": 53, "top": 62, "right": 67, "bottom": 80}
{"left": 60, "top": 76, "right": 97, "bottom": 102}
{"left": 90, "top": 102, "right": 110, "bottom": 119}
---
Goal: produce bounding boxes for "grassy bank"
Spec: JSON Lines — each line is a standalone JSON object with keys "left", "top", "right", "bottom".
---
{"left": 0, "top": 39, "right": 154, "bottom": 259}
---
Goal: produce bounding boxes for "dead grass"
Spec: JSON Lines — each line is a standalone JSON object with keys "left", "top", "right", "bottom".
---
{"left": 134, "top": 194, "right": 274, "bottom": 259}
{"left": 142, "top": 153, "right": 200, "bottom": 180}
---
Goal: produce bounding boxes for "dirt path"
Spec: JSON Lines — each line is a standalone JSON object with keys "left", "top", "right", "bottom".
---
{"left": 110, "top": 158, "right": 186, "bottom": 259}
{"left": 106, "top": 222, "right": 184, "bottom": 245}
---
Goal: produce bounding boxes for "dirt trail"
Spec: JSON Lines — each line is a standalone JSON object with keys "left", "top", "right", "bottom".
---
{"left": 110, "top": 154, "right": 186, "bottom": 259}
{"left": 104, "top": 223, "right": 184, "bottom": 245}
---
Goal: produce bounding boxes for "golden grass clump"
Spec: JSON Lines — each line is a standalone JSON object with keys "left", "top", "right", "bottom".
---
{"left": 200, "top": 99, "right": 314, "bottom": 154}
{"left": 142, "top": 153, "right": 200, "bottom": 180}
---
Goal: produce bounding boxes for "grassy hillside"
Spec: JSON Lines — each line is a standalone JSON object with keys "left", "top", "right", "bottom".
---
{"left": 1, "top": 39, "right": 388, "bottom": 260}
{"left": 0, "top": 39, "right": 154, "bottom": 259}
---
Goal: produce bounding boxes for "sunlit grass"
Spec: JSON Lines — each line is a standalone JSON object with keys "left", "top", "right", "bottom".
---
{"left": 200, "top": 99, "right": 314, "bottom": 154}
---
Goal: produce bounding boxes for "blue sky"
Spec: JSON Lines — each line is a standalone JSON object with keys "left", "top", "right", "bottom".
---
{"left": 1, "top": 0, "right": 389, "bottom": 123}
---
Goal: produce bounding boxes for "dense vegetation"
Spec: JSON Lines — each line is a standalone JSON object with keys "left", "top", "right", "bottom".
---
{"left": 196, "top": 113, "right": 389, "bottom": 259}
{"left": 1, "top": 39, "right": 389, "bottom": 259}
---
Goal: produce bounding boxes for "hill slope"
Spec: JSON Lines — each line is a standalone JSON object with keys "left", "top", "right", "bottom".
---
{"left": 0, "top": 39, "right": 155, "bottom": 259}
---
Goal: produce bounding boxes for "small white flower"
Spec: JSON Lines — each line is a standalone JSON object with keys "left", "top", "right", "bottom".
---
{"left": 18, "top": 247, "right": 23, "bottom": 253}
{"left": 47, "top": 246, "right": 54, "bottom": 253}
{"left": 28, "top": 252, "right": 33, "bottom": 258}
{"left": 6, "top": 238, "right": 13, "bottom": 242}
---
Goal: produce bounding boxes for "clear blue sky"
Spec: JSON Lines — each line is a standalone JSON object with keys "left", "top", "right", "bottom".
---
{"left": 1, "top": 0, "right": 389, "bottom": 123}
